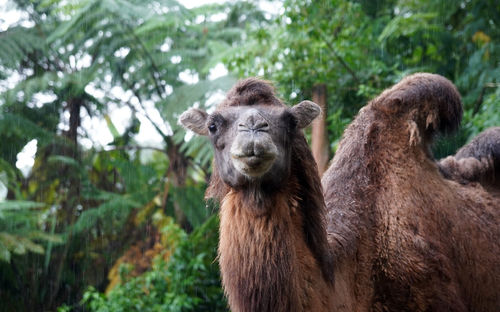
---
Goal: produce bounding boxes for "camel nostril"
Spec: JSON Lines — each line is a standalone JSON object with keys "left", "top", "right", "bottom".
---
{"left": 238, "top": 124, "right": 250, "bottom": 132}
{"left": 255, "top": 122, "right": 269, "bottom": 132}
{"left": 238, "top": 123, "right": 269, "bottom": 133}
{"left": 238, "top": 109, "right": 270, "bottom": 132}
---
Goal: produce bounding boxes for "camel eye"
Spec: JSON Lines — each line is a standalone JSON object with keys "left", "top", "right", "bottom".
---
{"left": 208, "top": 123, "right": 217, "bottom": 134}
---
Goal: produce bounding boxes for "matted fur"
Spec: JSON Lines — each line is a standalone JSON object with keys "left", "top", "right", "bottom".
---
{"left": 206, "top": 78, "right": 333, "bottom": 312}
{"left": 187, "top": 73, "right": 499, "bottom": 311}
{"left": 439, "top": 127, "right": 500, "bottom": 189}
{"left": 371, "top": 73, "right": 462, "bottom": 138}
{"left": 323, "top": 73, "right": 500, "bottom": 311}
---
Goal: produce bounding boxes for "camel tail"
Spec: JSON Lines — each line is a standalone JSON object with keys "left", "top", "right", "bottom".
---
{"left": 372, "top": 73, "right": 463, "bottom": 138}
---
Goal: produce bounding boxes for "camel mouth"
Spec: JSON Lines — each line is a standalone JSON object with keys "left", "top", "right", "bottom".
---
{"left": 231, "top": 153, "right": 276, "bottom": 177}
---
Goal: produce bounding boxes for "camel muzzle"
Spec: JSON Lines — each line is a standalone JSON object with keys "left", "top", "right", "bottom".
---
{"left": 230, "top": 109, "right": 278, "bottom": 177}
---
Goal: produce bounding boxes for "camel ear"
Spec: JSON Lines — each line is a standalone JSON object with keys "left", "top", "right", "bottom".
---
{"left": 291, "top": 100, "right": 321, "bottom": 129}
{"left": 178, "top": 108, "right": 209, "bottom": 136}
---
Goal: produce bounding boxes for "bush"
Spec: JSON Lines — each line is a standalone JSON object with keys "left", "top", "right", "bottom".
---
{"left": 79, "top": 215, "right": 227, "bottom": 312}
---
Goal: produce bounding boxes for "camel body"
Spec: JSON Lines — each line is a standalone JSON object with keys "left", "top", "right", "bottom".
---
{"left": 324, "top": 96, "right": 500, "bottom": 311}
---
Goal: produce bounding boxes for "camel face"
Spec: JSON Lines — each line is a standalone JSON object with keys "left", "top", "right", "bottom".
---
{"left": 179, "top": 100, "right": 320, "bottom": 189}
{"left": 228, "top": 107, "right": 279, "bottom": 178}
{"left": 200, "top": 105, "right": 291, "bottom": 188}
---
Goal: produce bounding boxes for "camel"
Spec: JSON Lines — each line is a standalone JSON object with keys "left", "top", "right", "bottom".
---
{"left": 179, "top": 74, "right": 500, "bottom": 312}
{"left": 322, "top": 73, "right": 500, "bottom": 311}
{"left": 438, "top": 126, "right": 500, "bottom": 192}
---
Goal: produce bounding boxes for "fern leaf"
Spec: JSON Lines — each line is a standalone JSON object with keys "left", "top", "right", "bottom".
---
{"left": 0, "top": 240, "right": 10, "bottom": 262}
{"left": 0, "top": 201, "right": 45, "bottom": 211}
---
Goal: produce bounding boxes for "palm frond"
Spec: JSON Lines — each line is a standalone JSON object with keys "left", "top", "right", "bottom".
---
{"left": 0, "top": 26, "right": 45, "bottom": 69}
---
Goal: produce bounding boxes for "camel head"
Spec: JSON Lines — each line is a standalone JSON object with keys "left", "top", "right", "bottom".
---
{"left": 178, "top": 79, "right": 320, "bottom": 191}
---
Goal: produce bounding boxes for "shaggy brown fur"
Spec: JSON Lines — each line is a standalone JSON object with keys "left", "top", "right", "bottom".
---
{"left": 206, "top": 79, "right": 333, "bottom": 285}
{"left": 180, "top": 78, "right": 334, "bottom": 312}
{"left": 323, "top": 73, "right": 500, "bottom": 311}
{"left": 180, "top": 74, "right": 500, "bottom": 312}
{"left": 439, "top": 127, "right": 500, "bottom": 191}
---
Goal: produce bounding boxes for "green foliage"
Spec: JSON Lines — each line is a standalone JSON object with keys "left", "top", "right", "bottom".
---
{"left": 0, "top": 26, "right": 45, "bottom": 69}
{"left": 226, "top": 0, "right": 500, "bottom": 155}
{"left": 1, "top": 0, "right": 499, "bottom": 311}
{"left": 80, "top": 215, "right": 226, "bottom": 312}
{"left": 0, "top": 0, "right": 266, "bottom": 310}
{"left": 0, "top": 200, "right": 62, "bottom": 263}
{"left": 168, "top": 184, "right": 208, "bottom": 229}
{"left": 466, "top": 87, "right": 500, "bottom": 137}
{"left": 226, "top": 0, "right": 398, "bottom": 153}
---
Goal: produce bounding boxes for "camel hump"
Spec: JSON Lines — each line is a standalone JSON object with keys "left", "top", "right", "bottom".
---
{"left": 455, "top": 127, "right": 500, "bottom": 161}
{"left": 372, "top": 73, "right": 463, "bottom": 139}
{"left": 439, "top": 127, "right": 500, "bottom": 186}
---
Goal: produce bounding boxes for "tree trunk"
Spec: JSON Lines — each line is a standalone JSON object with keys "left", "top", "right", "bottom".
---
{"left": 311, "top": 84, "right": 329, "bottom": 175}
{"left": 48, "top": 97, "right": 82, "bottom": 308}
{"left": 166, "top": 140, "right": 192, "bottom": 232}
{"left": 67, "top": 98, "right": 82, "bottom": 147}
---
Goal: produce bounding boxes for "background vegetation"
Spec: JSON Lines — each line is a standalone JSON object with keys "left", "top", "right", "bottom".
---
{"left": 0, "top": 0, "right": 498, "bottom": 311}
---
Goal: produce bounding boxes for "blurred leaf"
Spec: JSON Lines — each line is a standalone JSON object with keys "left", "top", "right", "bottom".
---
{"left": 104, "top": 114, "right": 121, "bottom": 139}
{"left": 378, "top": 13, "right": 439, "bottom": 43}
{"left": 0, "top": 241, "right": 11, "bottom": 263}
{"left": 47, "top": 156, "right": 80, "bottom": 168}
{"left": 0, "top": 201, "right": 45, "bottom": 211}
{"left": 28, "top": 231, "right": 64, "bottom": 244}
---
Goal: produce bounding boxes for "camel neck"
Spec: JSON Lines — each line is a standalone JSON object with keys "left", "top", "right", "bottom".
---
{"left": 218, "top": 191, "right": 332, "bottom": 312}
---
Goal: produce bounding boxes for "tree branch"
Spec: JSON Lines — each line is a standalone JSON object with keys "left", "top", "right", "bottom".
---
{"left": 98, "top": 145, "right": 167, "bottom": 154}
{"left": 473, "top": 82, "right": 500, "bottom": 114}
{"left": 122, "top": 82, "right": 170, "bottom": 140}
{"left": 118, "top": 20, "right": 167, "bottom": 100}
{"left": 316, "top": 29, "right": 360, "bottom": 85}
